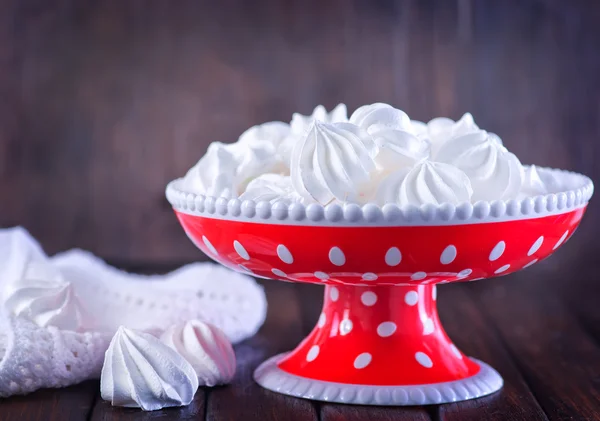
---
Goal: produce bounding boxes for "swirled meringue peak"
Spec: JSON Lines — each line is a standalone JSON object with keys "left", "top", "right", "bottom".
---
{"left": 290, "top": 103, "right": 348, "bottom": 136}
{"left": 161, "top": 320, "right": 236, "bottom": 387}
{"left": 239, "top": 173, "right": 305, "bottom": 205}
{"left": 519, "top": 165, "right": 561, "bottom": 197}
{"left": 3, "top": 261, "right": 89, "bottom": 332}
{"left": 350, "top": 103, "right": 412, "bottom": 134}
{"left": 436, "top": 130, "right": 524, "bottom": 201}
{"left": 372, "top": 129, "right": 430, "bottom": 170}
{"left": 376, "top": 160, "right": 473, "bottom": 206}
{"left": 101, "top": 327, "right": 199, "bottom": 411}
{"left": 291, "top": 121, "right": 378, "bottom": 204}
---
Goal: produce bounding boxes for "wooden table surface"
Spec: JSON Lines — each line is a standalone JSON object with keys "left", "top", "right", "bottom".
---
{"left": 1, "top": 259, "right": 599, "bottom": 421}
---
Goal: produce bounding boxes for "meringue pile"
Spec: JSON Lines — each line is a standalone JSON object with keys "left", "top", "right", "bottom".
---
{"left": 181, "top": 103, "right": 561, "bottom": 207}
{"left": 0, "top": 227, "right": 265, "bottom": 411}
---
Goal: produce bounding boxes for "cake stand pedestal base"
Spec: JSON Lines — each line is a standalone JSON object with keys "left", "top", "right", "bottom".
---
{"left": 254, "top": 284, "right": 503, "bottom": 405}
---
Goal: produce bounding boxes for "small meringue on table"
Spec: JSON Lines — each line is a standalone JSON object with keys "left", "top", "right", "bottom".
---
{"left": 101, "top": 327, "right": 199, "bottom": 411}
{"left": 161, "top": 320, "right": 236, "bottom": 387}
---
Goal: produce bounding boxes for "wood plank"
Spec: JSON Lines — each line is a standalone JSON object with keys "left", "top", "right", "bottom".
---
{"left": 205, "top": 281, "right": 318, "bottom": 421}
{"left": 436, "top": 283, "right": 547, "bottom": 421}
{"left": 469, "top": 266, "right": 600, "bottom": 421}
{"left": 295, "top": 283, "right": 432, "bottom": 421}
{"left": 0, "top": 380, "right": 97, "bottom": 421}
{"left": 90, "top": 391, "right": 205, "bottom": 421}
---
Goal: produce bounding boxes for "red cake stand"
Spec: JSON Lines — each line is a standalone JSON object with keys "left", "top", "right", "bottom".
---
{"left": 166, "top": 167, "right": 593, "bottom": 406}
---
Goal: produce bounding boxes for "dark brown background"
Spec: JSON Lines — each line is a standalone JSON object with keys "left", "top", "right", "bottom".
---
{"left": 0, "top": 0, "right": 599, "bottom": 265}
{"left": 1, "top": 2, "right": 600, "bottom": 420}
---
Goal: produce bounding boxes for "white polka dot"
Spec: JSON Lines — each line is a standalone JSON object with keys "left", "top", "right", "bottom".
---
{"left": 432, "top": 286, "right": 437, "bottom": 301}
{"left": 411, "top": 272, "right": 427, "bottom": 281}
{"left": 385, "top": 247, "right": 402, "bottom": 266}
{"left": 315, "top": 271, "right": 329, "bottom": 280}
{"left": 361, "top": 291, "right": 377, "bottom": 306}
{"left": 422, "top": 318, "right": 434, "bottom": 335}
{"left": 457, "top": 269, "right": 472, "bottom": 278}
{"left": 489, "top": 241, "right": 505, "bottom": 261}
{"left": 307, "top": 345, "right": 319, "bottom": 362}
{"left": 329, "top": 247, "right": 346, "bottom": 266}
{"left": 317, "top": 313, "right": 326, "bottom": 328}
{"left": 415, "top": 352, "right": 433, "bottom": 368}
{"left": 404, "top": 291, "right": 419, "bottom": 306}
{"left": 377, "top": 322, "right": 397, "bottom": 337}
{"left": 233, "top": 240, "right": 249, "bottom": 260}
{"left": 353, "top": 352, "right": 372, "bottom": 369}
{"left": 553, "top": 230, "right": 569, "bottom": 250}
{"left": 440, "top": 245, "right": 457, "bottom": 265}
{"left": 277, "top": 244, "right": 294, "bottom": 264}
{"left": 362, "top": 272, "right": 378, "bottom": 281}
{"left": 523, "top": 259, "right": 538, "bottom": 269}
{"left": 330, "top": 287, "right": 339, "bottom": 302}
{"left": 450, "top": 344, "right": 463, "bottom": 359}
{"left": 271, "top": 268, "right": 287, "bottom": 277}
{"left": 202, "top": 236, "right": 218, "bottom": 255}
{"left": 494, "top": 264, "right": 510, "bottom": 274}
{"left": 340, "top": 319, "right": 353, "bottom": 335}
{"left": 528, "top": 236, "right": 544, "bottom": 256}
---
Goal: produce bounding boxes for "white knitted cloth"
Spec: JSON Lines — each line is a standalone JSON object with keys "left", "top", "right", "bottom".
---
{"left": 0, "top": 227, "right": 267, "bottom": 397}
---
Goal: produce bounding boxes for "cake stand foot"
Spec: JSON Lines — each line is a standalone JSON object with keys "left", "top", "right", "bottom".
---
{"left": 255, "top": 354, "right": 502, "bottom": 405}
{"left": 254, "top": 284, "right": 503, "bottom": 405}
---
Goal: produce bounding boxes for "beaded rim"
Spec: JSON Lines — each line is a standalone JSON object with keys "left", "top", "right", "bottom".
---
{"left": 166, "top": 167, "right": 593, "bottom": 226}
{"left": 254, "top": 353, "right": 503, "bottom": 406}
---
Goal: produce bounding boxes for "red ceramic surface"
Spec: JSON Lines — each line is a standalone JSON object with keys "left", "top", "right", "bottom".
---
{"left": 175, "top": 207, "right": 585, "bottom": 392}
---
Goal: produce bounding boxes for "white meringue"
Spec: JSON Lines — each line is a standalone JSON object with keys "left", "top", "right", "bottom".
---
{"left": 238, "top": 121, "right": 290, "bottom": 148}
{"left": 423, "top": 113, "right": 481, "bottom": 156}
{"left": 3, "top": 261, "right": 89, "bottom": 332}
{"left": 280, "top": 104, "right": 348, "bottom": 167}
{"left": 182, "top": 142, "right": 238, "bottom": 198}
{"left": 290, "top": 104, "right": 348, "bottom": 136}
{"left": 239, "top": 174, "right": 305, "bottom": 205}
{"left": 236, "top": 121, "right": 292, "bottom": 179}
{"left": 229, "top": 141, "right": 287, "bottom": 192}
{"left": 291, "top": 121, "right": 378, "bottom": 205}
{"left": 101, "top": 327, "right": 199, "bottom": 411}
{"left": 376, "top": 161, "right": 473, "bottom": 206}
{"left": 520, "top": 165, "right": 561, "bottom": 197}
{"left": 350, "top": 103, "right": 412, "bottom": 135}
{"left": 372, "top": 129, "right": 430, "bottom": 171}
{"left": 435, "top": 130, "right": 523, "bottom": 201}
{"left": 161, "top": 320, "right": 236, "bottom": 387}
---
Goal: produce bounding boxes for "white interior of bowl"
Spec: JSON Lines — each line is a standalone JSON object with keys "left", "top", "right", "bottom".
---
{"left": 166, "top": 167, "right": 594, "bottom": 226}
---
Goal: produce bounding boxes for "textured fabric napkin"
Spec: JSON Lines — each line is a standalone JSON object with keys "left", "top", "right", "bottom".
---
{"left": 0, "top": 227, "right": 267, "bottom": 397}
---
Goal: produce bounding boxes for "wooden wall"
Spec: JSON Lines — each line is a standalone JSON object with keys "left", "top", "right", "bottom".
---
{"left": 1, "top": 0, "right": 599, "bottom": 264}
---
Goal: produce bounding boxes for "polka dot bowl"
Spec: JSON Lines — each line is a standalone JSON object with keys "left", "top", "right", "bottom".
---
{"left": 166, "top": 167, "right": 593, "bottom": 406}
